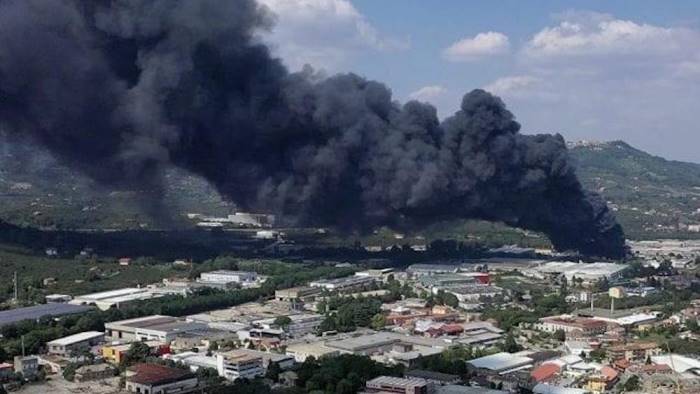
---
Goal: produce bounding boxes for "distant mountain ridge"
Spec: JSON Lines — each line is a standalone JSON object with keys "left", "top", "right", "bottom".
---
{"left": 1, "top": 138, "right": 699, "bottom": 239}
{"left": 569, "top": 140, "right": 700, "bottom": 239}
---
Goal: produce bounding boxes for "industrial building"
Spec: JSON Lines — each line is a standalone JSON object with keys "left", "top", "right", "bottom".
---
{"left": 198, "top": 270, "right": 257, "bottom": 286}
{"left": 536, "top": 316, "right": 607, "bottom": 335}
{"left": 70, "top": 288, "right": 166, "bottom": 310}
{"left": 0, "top": 303, "right": 93, "bottom": 327}
{"left": 285, "top": 341, "right": 340, "bottom": 362}
{"left": 308, "top": 276, "right": 375, "bottom": 292}
{"left": 47, "top": 331, "right": 104, "bottom": 356}
{"left": 467, "top": 352, "right": 534, "bottom": 374}
{"left": 524, "top": 262, "right": 628, "bottom": 283}
{"left": 364, "top": 376, "right": 430, "bottom": 394}
{"left": 104, "top": 315, "right": 209, "bottom": 342}
{"left": 253, "top": 313, "right": 323, "bottom": 337}
{"left": 274, "top": 286, "right": 321, "bottom": 301}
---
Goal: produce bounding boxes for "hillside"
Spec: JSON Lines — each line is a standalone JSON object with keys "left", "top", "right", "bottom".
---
{"left": 2, "top": 137, "right": 700, "bottom": 240}
{"left": 569, "top": 140, "right": 700, "bottom": 239}
{"left": 0, "top": 139, "right": 234, "bottom": 229}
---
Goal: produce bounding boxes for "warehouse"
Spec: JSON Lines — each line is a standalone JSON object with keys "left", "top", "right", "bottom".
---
{"left": 105, "top": 315, "right": 209, "bottom": 342}
{"left": 0, "top": 303, "right": 93, "bottom": 327}
{"left": 47, "top": 331, "right": 104, "bottom": 356}
{"left": 468, "top": 352, "right": 534, "bottom": 375}
{"left": 308, "top": 276, "right": 375, "bottom": 291}
{"left": 70, "top": 288, "right": 165, "bottom": 310}
{"left": 198, "top": 270, "right": 257, "bottom": 285}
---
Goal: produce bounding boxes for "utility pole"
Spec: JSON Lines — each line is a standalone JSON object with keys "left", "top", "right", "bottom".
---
{"left": 13, "top": 271, "right": 18, "bottom": 302}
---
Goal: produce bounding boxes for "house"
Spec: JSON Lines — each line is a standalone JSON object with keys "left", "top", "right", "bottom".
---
{"left": 0, "top": 363, "right": 13, "bottom": 379}
{"left": 125, "top": 363, "right": 201, "bottom": 394}
{"left": 585, "top": 366, "right": 618, "bottom": 393}
{"left": 13, "top": 356, "right": 39, "bottom": 378}
{"left": 119, "top": 258, "right": 132, "bottom": 266}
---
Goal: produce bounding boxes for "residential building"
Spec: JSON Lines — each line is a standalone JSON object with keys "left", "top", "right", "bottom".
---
{"left": 47, "top": 331, "right": 104, "bottom": 356}
{"left": 608, "top": 341, "right": 660, "bottom": 362}
{"left": 13, "top": 356, "right": 39, "bottom": 378}
{"left": 125, "top": 363, "right": 200, "bottom": 394}
{"left": 364, "top": 376, "right": 430, "bottom": 394}
{"left": 215, "top": 350, "right": 264, "bottom": 381}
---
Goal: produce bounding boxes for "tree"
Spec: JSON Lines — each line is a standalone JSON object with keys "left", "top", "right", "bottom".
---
{"left": 622, "top": 375, "right": 641, "bottom": 392}
{"left": 273, "top": 316, "right": 292, "bottom": 329}
{"left": 265, "top": 361, "right": 281, "bottom": 382}
{"left": 63, "top": 363, "right": 77, "bottom": 381}
{"left": 501, "top": 334, "right": 521, "bottom": 353}
{"left": 121, "top": 341, "right": 151, "bottom": 366}
{"left": 553, "top": 329, "right": 566, "bottom": 342}
{"left": 370, "top": 314, "right": 386, "bottom": 330}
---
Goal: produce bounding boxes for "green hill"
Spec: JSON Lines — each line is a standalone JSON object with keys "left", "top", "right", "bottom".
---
{"left": 569, "top": 140, "right": 700, "bottom": 239}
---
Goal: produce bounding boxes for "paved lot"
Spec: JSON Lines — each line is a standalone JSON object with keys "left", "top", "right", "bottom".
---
{"left": 17, "top": 376, "right": 123, "bottom": 394}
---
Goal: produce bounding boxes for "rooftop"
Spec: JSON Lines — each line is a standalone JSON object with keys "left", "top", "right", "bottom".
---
{"left": 0, "top": 303, "right": 93, "bottom": 327}
{"left": 468, "top": 352, "right": 533, "bottom": 372}
{"left": 127, "top": 363, "right": 194, "bottom": 386}
{"left": 47, "top": 331, "right": 103, "bottom": 346}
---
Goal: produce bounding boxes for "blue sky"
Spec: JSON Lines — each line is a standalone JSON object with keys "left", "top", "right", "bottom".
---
{"left": 259, "top": 0, "right": 700, "bottom": 162}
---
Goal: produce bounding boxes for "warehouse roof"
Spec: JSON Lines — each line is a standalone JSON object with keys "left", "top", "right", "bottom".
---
{"left": 48, "top": 331, "right": 103, "bottom": 346}
{"left": 0, "top": 303, "right": 93, "bottom": 327}
{"left": 468, "top": 352, "right": 533, "bottom": 372}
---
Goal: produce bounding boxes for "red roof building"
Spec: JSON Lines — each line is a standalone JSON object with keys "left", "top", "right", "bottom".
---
{"left": 530, "top": 363, "right": 560, "bottom": 383}
{"left": 125, "top": 363, "right": 199, "bottom": 393}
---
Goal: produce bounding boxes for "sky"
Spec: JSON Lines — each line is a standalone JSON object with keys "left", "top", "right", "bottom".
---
{"left": 257, "top": 0, "right": 700, "bottom": 162}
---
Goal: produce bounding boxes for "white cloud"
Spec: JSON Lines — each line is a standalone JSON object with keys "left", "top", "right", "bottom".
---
{"left": 523, "top": 11, "right": 697, "bottom": 59}
{"left": 443, "top": 31, "right": 510, "bottom": 62}
{"left": 258, "top": 0, "right": 409, "bottom": 71}
{"left": 489, "top": 12, "right": 700, "bottom": 161}
{"left": 408, "top": 85, "right": 447, "bottom": 102}
{"left": 484, "top": 75, "right": 539, "bottom": 96}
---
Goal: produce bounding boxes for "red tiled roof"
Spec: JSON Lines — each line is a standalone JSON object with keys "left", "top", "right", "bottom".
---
{"left": 441, "top": 324, "right": 465, "bottom": 334}
{"left": 531, "top": 363, "right": 560, "bottom": 382}
{"left": 127, "top": 363, "right": 193, "bottom": 386}
{"left": 601, "top": 366, "right": 619, "bottom": 381}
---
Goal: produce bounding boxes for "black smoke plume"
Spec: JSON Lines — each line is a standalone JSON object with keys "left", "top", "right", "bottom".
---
{"left": 0, "top": 0, "right": 626, "bottom": 258}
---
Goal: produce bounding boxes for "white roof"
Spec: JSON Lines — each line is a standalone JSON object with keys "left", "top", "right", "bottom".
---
{"left": 533, "top": 383, "right": 587, "bottom": 394}
{"left": 48, "top": 331, "right": 103, "bottom": 346}
{"left": 468, "top": 352, "right": 533, "bottom": 371}
{"left": 652, "top": 354, "right": 700, "bottom": 373}
{"left": 72, "top": 287, "right": 147, "bottom": 301}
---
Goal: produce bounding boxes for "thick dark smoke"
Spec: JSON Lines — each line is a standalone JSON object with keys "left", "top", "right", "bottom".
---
{"left": 0, "top": 0, "right": 626, "bottom": 258}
